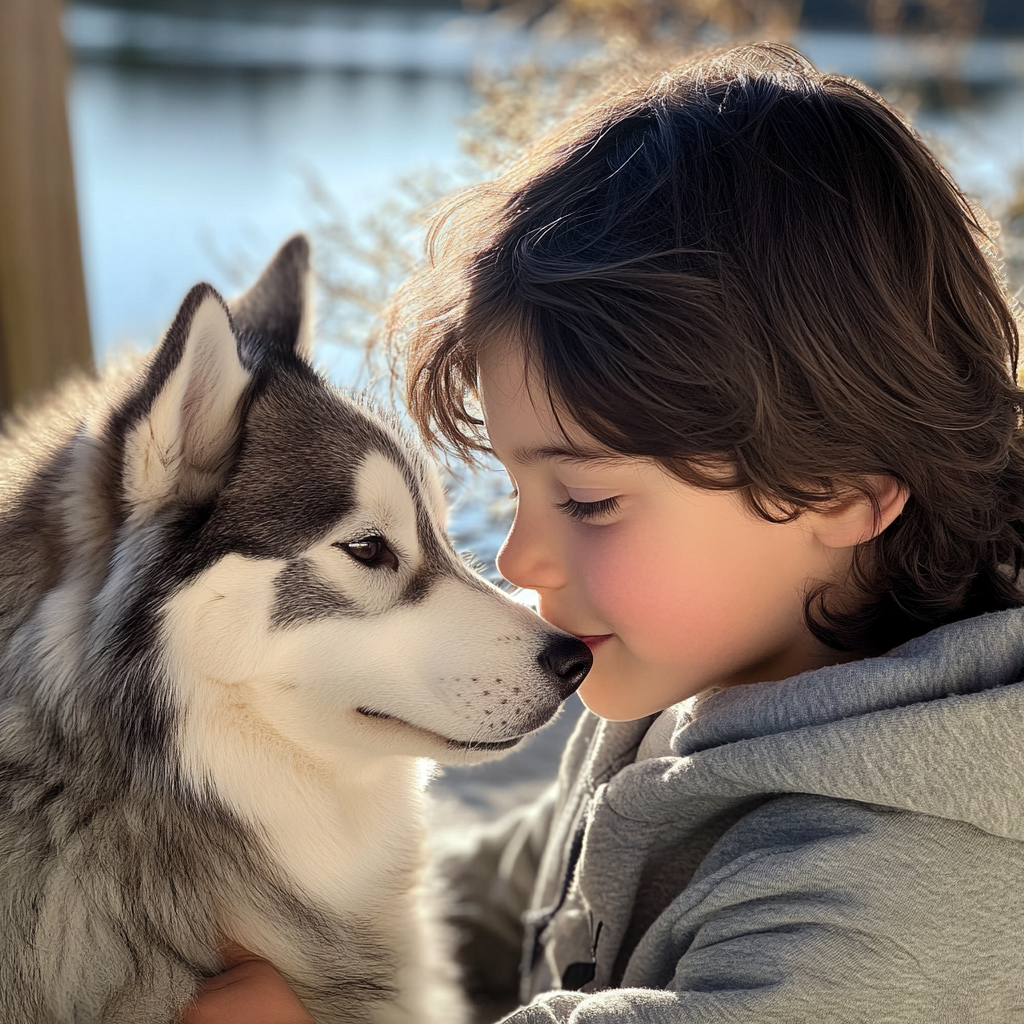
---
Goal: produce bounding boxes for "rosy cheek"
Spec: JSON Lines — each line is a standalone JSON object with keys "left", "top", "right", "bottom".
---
{"left": 576, "top": 530, "right": 736, "bottom": 660}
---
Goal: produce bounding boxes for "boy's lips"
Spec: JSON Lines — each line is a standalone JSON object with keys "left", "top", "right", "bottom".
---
{"left": 577, "top": 634, "right": 613, "bottom": 651}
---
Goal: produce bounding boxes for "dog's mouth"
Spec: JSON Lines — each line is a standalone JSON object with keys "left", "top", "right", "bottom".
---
{"left": 356, "top": 707, "right": 524, "bottom": 752}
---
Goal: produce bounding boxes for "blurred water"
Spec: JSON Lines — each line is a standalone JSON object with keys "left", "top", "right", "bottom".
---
{"left": 69, "top": 29, "right": 1024, "bottom": 361}
{"left": 69, "top": 62, "right": 473, "bottom": 356}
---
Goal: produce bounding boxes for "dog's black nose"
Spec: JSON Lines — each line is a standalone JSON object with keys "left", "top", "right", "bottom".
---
{"left": 537, "top": 635, "right": 593, "bottom": 698}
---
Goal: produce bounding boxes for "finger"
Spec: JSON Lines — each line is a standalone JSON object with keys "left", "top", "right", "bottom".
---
{"left": 217, "top": 942, "right": 264, "bottom": 971}
{"left": 184, "top": 960, "right": 315, "bottom": 1024}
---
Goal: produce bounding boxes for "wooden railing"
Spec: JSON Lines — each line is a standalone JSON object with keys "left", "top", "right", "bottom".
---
{"left": 0, "top": 0, "right": 93, "bottom": 415}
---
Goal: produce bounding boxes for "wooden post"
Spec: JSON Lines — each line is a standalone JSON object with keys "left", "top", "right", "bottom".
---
{"left": 0, "top": 0, "right": 93, "bottom": 414}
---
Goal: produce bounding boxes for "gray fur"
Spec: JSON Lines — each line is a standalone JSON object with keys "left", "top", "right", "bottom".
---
{"left": 272, "top": 558, "right": 358, "bottom": 627}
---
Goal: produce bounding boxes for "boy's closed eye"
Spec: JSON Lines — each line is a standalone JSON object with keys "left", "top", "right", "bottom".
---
{"left": 553, "top": 495, "right": 621, "bottom": 521}
{"left": 506, "top": 480, "right": 626, "bottom": 522}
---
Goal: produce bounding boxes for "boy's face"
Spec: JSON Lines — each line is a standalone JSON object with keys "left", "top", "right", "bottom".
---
{"left": 478, "top": 345, "right": 855, "bottom": 721}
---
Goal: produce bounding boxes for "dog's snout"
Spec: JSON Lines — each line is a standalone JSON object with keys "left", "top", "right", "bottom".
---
{"left": 537, "top": 635, "right": 592, "bottom": 697}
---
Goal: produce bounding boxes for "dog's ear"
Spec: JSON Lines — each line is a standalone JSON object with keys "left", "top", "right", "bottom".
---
{"left": 120, "top": 283, "right": 250, "bottom": 516}
{"left": 229, "top": 234, "right": 313, "bottom": 365}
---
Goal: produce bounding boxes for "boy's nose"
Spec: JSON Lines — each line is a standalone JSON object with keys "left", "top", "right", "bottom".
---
{"left": 496, "top": 514, "right": 566, "bottom": 592}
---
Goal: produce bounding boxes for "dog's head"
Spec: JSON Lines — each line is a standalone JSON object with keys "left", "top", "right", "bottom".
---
{"left": 107, "top": 237, "right": 590, "bottom": 767}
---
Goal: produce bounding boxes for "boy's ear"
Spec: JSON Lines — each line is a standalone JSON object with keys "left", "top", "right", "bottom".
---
{"left": 229, "top": 234, "right": 313, "bottom": 365}
{"left": 810, "top": 475, "right": 909, "bottom": 549}
{"left": 122, "top": 283, "right": 250, "bottom": 517}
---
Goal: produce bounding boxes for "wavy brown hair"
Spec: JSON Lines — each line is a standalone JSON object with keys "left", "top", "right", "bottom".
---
{"left": 390, "top": 42, "right": 1024, "bottom": 654}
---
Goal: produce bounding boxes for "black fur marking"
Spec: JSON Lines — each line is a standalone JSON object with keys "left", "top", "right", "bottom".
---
{"left": 446, "top": 734, "right": 522, "bottom": 752}
{"left": 196, "top": 367, "right": 459, "bottom": 587}
{"left": 398, "top": 569, "right": 435, "bottom": 606}
{"left": 271, "top": 559, "right": 355, "bottom": 628}
{"left": 232, "top": 236, "right": 310, "bottom": 368}
{"left": 0, "top": 443, "right": 78, "bottom": 649}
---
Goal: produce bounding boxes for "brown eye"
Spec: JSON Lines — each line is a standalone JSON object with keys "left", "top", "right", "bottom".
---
{"left": 334, "top": 536, "right": 399, "bottom": 572}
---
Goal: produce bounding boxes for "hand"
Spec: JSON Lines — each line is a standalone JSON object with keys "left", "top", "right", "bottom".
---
{"left": 182, "top": 943, "right": 315, "bottom": 1024}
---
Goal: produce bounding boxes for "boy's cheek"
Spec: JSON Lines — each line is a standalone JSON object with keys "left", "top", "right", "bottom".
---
{"left": 579, "top": 543, "right": 731, "bottom": 658}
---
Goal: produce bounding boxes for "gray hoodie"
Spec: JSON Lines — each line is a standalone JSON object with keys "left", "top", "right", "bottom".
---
{"left": 441, "top": 608, "right": 1024, "bottom": 1022}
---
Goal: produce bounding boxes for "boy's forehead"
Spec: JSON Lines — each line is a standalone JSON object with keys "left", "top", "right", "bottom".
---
{"left": 510, "top": 443, "right": 626, "bottom": 469}
{"left": 477, "top": 344, "right": 616, "bottom": 466}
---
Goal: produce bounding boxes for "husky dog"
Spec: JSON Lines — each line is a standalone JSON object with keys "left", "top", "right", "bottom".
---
{"left": 0, "top": 237, "right": 591, "bottom": 1024}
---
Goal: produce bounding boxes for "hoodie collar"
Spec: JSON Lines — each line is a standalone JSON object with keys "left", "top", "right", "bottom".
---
{"left": 606, "top": 608, "right": 1024, "bottom": 840}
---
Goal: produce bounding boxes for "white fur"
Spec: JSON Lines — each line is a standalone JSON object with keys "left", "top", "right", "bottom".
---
{"left": 295, "top": 267, "right": 315, "bottom": 362}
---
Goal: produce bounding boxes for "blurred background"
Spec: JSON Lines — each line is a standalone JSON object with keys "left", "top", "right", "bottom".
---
{"left": 3, "top": 0, "right": 1024, "bottom": 821}
{"left": 62, "top": 0, "right": 1024, "bottom": 359}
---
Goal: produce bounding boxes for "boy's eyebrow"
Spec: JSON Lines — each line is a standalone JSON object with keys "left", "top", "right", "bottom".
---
{"left": 510, "top": 444, "right": 620, "bottom": 466}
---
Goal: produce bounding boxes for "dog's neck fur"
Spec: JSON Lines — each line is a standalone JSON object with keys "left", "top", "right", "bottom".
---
{"left": 178, "top": 681, "right": 450, "bottom": 1024}
{"left": 181, "top": 673, "right": 427, "bottom": 928}
{"left": 164, "top": 615, "right": 440, "bottom": 1019}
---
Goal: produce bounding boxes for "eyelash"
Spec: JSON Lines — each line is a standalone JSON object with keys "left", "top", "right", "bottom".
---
{"left": 506, "top": 488, "right": 620, "bottom": 522}
{"left": 553, "top": 496, "right": 621, "bottom": 521}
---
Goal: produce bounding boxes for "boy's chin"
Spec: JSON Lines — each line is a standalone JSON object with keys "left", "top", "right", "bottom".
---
{"left": 578, "top": 662, "right": 701, "bottom": 722}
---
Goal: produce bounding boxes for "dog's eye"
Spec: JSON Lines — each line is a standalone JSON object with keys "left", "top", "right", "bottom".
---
{"left": 334, "top": 536, "right": 399, "bottom": 573}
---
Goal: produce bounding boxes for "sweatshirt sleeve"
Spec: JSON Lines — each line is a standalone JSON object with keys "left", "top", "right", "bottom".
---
{"left": 496, "top": 795, "right": 1024, "bottom": 1023}
{"left": 435, "top": 784, "right": 558, "bottom": 1009}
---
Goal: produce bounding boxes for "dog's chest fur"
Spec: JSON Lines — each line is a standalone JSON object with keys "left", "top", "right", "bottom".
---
{"left": 207, "top": 762, "right": 449, "bottom": 1024}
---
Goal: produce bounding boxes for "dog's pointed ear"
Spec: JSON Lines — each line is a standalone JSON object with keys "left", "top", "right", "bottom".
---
{"left": 229, "top": 234, "right": 313, "bottom": 364}
{"left": 121, "top": 283, "right": 250, "bottom": 516}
